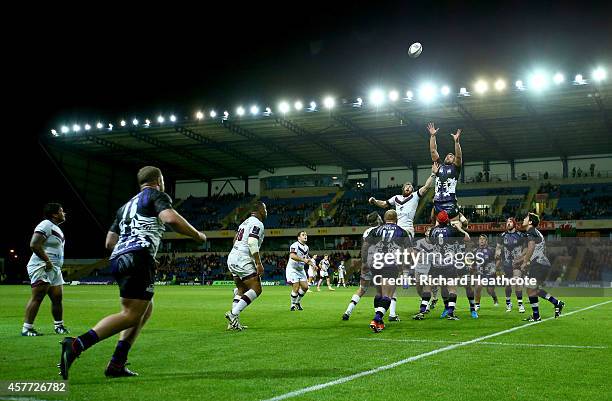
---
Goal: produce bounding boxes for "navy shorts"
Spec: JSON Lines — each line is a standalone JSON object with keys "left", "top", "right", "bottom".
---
{"left": 433, "top": 201, "right": 460, "bottom": 218}
{"left": 110, "top": 250, "right": 156, "bottom": 301}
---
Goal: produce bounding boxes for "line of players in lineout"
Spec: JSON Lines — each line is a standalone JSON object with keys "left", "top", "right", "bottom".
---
{"left": 19, "top": 123, "right": 564, "bottom": 380}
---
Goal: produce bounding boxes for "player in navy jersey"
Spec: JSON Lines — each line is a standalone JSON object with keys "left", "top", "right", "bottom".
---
{"left": 415, "top": 211, "right": 469, "bottom": 321}
{"left": 473, "top": 235, "right": 499, "bottom": 311}
{"left": 427, "top": 122, "right": 468, "bottom": 227}
{"left": 59, "top": 166, "right": 207, "bottom": 379}
{"left": 519, "top": 213, "right": 565, "bottom": 322}
{"left": 496, "top": 218, "right": 526, "bottom": 313}
{"left": 363, "top": 210, "right": 411, "bottom": 332}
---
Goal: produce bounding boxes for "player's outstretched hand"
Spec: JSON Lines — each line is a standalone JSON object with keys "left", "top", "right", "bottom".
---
{"left": 451, "top": 129, "right": 461, "bottom": 142}
{"left": 256, "top": 263, "right": 264, "bottom": 276}
{"left": 427, "top": 122, "right": 439, "bottom": 136}
{"left": 432, "top": 162, "right": 440, "bottom": 174}
{"left": 368, "top": 197, "right": 376, "bottom": 205}
{"left": 196, "top": 232, "right": 207, "bottom": 243}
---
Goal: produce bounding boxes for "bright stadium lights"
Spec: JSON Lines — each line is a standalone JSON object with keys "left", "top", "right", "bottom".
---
{"left": 574, "top": 74, "right": 586, "bottom": 85}
{"left": 592, "top": 67, "right": 607, "bottom": 82}
{"left": 515, "top": 80, "right": 525, "bottom": 90}
{"left": 528, "top": 72, "right": 548, "bottom": 91}
{"left": 169, "top": 115, "right": 177, "bottom": 122}
{"left": 418, "top": 83, "right": 436, "bottom": 103}
{"left": 294, "top": 101, "right": 303, "bottom": 111}
{"left": 494, "top": 79, "right": 506, "bottom": 91}
{"left": 120, "top": 120, "right": 126, "bottom": 127}
{"left": 157, "top": 115, "right": 165, "bottom": 123}
{"left": 369, "top": 89, "right": 385, "bottom": 106}
{"left": 309, "top": 101, "right": 317, "bottom": 111}
{"left": 264, "top": 107, "right": 272, "bottom": 116}
{"left": 132, "top": 119, "right": 139, "bottom": 126}
{"left": 278, "top": 101, "right": 290, "bottom": 114}
{"left": 96, "top": 122, "right": 103, "bottom": 129}
{"left": 440, "top": 85, "right": 451, "bottom": 96}
{"left": 474, "top": 80, "right": 488, "bottom": 94}
{"left": 323, "top": 96, "right": 335, "bottom": 109}
{"left": 459, "top": 87, "right": 469, "bottom": 96}
{"left": 405, "top": 90, "right": 413, "bottom": 100}
{"left": 84, "top": 124, "right": 91, "bottom": 131}
{"left": 108, "top": 123, "right": 113, "bottom": 130}
{"left": 144, "top": 119, "right": 151, "bottom": 127}
{"left": 553, "top": 72, "right": 564, "bottom": 84}
{"left": 196, "top": 111, "right": 204, "bottom": 120}
{"left": 250, "top": 105, "right": 259, "bottom": 115}
{"left": 50, "top": 129, "right": 58, "bottom": 136}
{"left": 210, "top": 110, "right": 217, "bottom": 118}
{"left": 236, "top": 106, "right": 245, "bottom": 116}
{"left": 388, "top": 90, "right": 399, "bottom": 102}
{"left": 72, "top": 124, "right": 81, "bottom": 132}
{"left": 223, "top": 111, "right": 229, "bottom": 120}
{"left": 354, "top": 97, "right": 363, "bottom": 107}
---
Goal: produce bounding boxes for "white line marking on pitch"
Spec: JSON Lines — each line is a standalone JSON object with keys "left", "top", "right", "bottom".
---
{"left": 260, "top": 300, "right": 612, "bottom": 401}
{"left": 358, "top": 337, "right": 607, "bottom": 349}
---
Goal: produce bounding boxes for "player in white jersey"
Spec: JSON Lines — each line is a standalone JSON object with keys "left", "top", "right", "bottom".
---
{"left": 307, "top": 258, "right": 317, "bottom": 290}
{"left": 342, "top": 212, "right": 382, "bottom": 320}
{"left": 368, "top": 162, "right": 438, "bottom": 237}
{"left": 317, "top": 254, "right": 335, "bottom": 291}
{"left": 286, "top": 231, "right": 315, "bottom": 310}
{"left": 225, "top": 201, "right": 267, "bottom": 330}
{"left": 336, "top": 260, "right": 346, "bottom": 287}
{"left": 22, "top": 203, "right": 69, "bottom": 336}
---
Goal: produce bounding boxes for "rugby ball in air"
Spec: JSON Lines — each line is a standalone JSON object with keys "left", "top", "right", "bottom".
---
{"left": 408, "top": 42, "right": 422, "bottom": 58}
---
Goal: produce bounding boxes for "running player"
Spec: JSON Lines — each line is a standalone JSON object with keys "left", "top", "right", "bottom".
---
{"left": 336, "top": 260, "right": 346, "bottom": 287}
{"left": 365, "top": 210, "right": 411, "bottom": 332}
{"left": 473, "top": 234, "right": 499, "bottom": 311}
{"left": 427, "top": 122, "right": 467, "bottom": 226}
{"left": 22, "top": 203, "right": 70, "bottom": 336}
{"left": 519, "top": 213, "right": 565, "bottom": 322}
{"left": 496, "top": 217, "right": 526, "bottom": 313}
{"left": 317, "top": 255, "right": 335, "bottom": 291}
{"left": 342, "top": 212, "right": 382, "bottom": 320}
{"left": 225, "top": 201, "right": 268, "bottom": 330}
{"left": 286, "top": 231, "right": 314, "bottom": 310}
{"left": 58, "top": 166, "right": 207, "bottom": 379}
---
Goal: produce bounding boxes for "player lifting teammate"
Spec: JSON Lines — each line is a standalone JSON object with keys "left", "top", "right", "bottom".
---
{"left": 519, "top": 213, "right": 565, "bottom": 322}
{"left": 225, "top": 201, "right": 268, "bottom": 330}
{"left": 59, "top": 166, "right": 206, "bottom": 379}
{"left": 496, "top": 217, "right": 526, "bottom": 313}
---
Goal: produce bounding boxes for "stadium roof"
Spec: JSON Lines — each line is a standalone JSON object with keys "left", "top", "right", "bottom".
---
{"left": 47, "top": 81, "right": 612, "bottom": 180}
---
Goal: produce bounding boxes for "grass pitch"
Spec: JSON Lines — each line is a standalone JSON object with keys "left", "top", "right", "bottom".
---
{"left": 1, "top": 285, "right": 611, "bottom": 401}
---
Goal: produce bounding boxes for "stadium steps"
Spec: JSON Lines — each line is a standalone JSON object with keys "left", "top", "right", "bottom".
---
{"left": 313, "top": 190, "right": 345, "bottom": 226}
{"left": 63, "top": 259, "right": 109, "bottom": 280}
{"left": 222, "top": 197, "right": 260, "bottom": 228}
{"left": 566, "top": 246, "right": 587, "bottom": 281}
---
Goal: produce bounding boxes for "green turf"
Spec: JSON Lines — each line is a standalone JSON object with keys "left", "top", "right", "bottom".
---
{"left": 0, "top": 285, "right": 611, "bottom": 401}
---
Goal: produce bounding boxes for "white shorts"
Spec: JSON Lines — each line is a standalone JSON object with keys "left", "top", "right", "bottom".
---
{"left": 414, "top": 264, "right": 431, "bottom": 276}
{"left": 308, "top": 268, "right": 315, "bottom": 278}
{"left": 27, "top": 265, "right": 64, "bottom": 287}
{"left": 286, "top": 267, "right": 307, "bottom": 284}
{"left": 320, "top": 271, "right": 329, "bottom": 278}
{"left": 227, "top": 253, "right": 257, "bottom": 279}
{"left": 338, "top": 273, "right": 345, "bottom": 279}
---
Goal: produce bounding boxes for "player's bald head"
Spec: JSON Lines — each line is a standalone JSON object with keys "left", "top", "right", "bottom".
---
{"left": 384, "top": 209, "right": 398, "bottom": 223}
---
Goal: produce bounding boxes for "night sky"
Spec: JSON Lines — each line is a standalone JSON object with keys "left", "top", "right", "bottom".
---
{"left": 4, "top": 1, "right": 611, "bottom": 264}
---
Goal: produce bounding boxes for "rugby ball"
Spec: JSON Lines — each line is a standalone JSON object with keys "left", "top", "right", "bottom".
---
{"left": 408, "top": 42, "right": 422, "bottom": 58}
